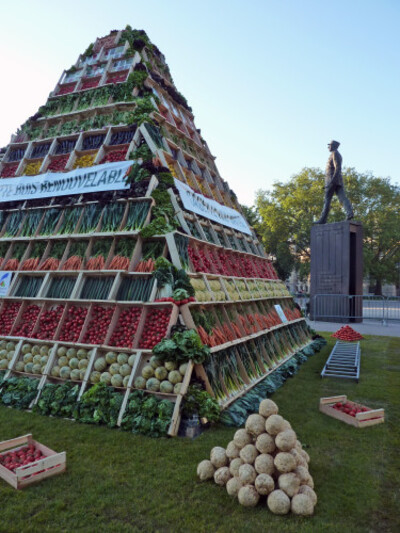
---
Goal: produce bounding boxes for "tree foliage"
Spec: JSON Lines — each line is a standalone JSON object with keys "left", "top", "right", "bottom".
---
{"left": 255, "top": 168, "right": 400, "bottom": 294}
{"left": 241, "top": 204, "right": 260, "bottom": 228}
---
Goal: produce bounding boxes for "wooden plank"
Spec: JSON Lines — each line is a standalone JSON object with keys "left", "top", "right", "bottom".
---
{"left": 179, "top": 304, "right": 197, "bottom": 329}
{"left": 78, "top": 346, "right": 98, "bottom": 393}
{"left": 16, "top": 451, "right": 66, "bottom": 479}
{"left": 168, "top": 360, "right": 194, "bottom": 437}
{"left": 319, "top": 403, "right": 358, "bottom": 427}
{"left": 320, "top": 395, "right": 347, "bottom": 405}
{"left": 0, "top": 434, "right": 31, "bottom": 453}
{"left": 5, "top": 339, "right": 24, "bottom": 378}
{"left": 358, "top": 417, "right": 385, "bottom": 428}
{"left": 356, "top": 408, "right": 385, "bottom": 421}
{"left": 168, "top": 395, "right": 183, "bottom": 437}
{"left": 165, "top": 232, "right": 182, "bottom": 269}
{"left": 167, "top": 190, "right": 191, "bottom": 235}
{"left": 193, "top": 364, "right": 214, "bottom": 397}
{"left": 117, "top": 351, "right": 142, "bottom": 427}
{"left": 17, "top": 462, "right": 66, "bottom": 489}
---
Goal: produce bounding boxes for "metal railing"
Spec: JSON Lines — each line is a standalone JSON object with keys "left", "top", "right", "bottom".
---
{"left": 306, "top": 294, "right": 400, "bottom": 324}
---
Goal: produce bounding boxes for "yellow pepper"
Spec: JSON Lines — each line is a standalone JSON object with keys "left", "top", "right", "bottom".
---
{"left": 167, "top": 163, "right": 178, "bottom": 178}
{"left": 197, "top": 179, "right": 209, "bottom": 197}
{"left": 185, "top": 172, "right": 198, "bottom": 190}
{"left": 73, "top": 153, "right": 97, "bottom": 169}
{"left": 23, "top": 160, "right": 42, "bottom": 176}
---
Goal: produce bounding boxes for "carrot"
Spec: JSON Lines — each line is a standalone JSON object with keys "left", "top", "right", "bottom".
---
{"left": 197, "top": 326, "right": 209, "bottom": 345}
{"left": 3, "top": 258, "right": 19, "bottom": 270}
{"left": 207, "top": 334, "right": 217, "bottom": 347}
{"left": 40, "top": 257, "right": 60, "bottom": 271}
{"left": 222, "top": 323, "right": 235, "bottom": 341}
{"left": 62, "top": 255, "right": 83, "bottom": 270}
{"left": 109, "top": 255, "right": 129, "bottom": 270}
{"left": 21, "top": 258, "right": 40, "bottom": 271}
{"left": 238, "top": 316, "right": 252, "bottom": 336}
{"left": 232, "top": 323, "right": 242, "bottom": 338}
{"left": 135, "top": 260, "right": 145, "bottom": 272}
{"left": 213, "top": 327, "right": 226, "bottom": 344}
{"left": 87, "top": 255, "right": 105, "bottom": 270}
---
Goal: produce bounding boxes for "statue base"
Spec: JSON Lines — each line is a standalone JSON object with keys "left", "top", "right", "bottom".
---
{"left": 310, "top": 221, "right": 363, "bottom": 322}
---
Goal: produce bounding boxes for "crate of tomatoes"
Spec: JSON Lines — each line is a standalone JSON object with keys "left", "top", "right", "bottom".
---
{"left": 319, "top": 395, "right": 384, "bottom": 428}
{"left": 0, "top": 434, "right": 66, "bottom": 489}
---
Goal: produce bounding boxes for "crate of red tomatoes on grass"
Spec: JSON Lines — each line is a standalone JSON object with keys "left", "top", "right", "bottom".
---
{"left": 319, "top": 395, "right": 385, "bottom": 428}
{"left": 0, "top": 434, "right": 66, "bottom": 489}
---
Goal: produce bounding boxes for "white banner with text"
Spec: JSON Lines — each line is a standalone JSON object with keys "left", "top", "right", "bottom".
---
{"left": 0, "top": 160, "right": 133, "bottom": 203}
{"left": 174, "top": 178, "right": 251, "bottom": 235}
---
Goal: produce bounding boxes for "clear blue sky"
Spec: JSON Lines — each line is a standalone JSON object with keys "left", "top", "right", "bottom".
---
{"left": 1, "top": 0, "right": 399, "bottom": 205}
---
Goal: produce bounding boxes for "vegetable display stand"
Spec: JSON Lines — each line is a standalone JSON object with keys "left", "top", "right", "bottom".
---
{"left": 319, "top": 395, "right": 385, "bottom": 428}
{"left": 0, "top": 26, "right": 324, "bottom": 437}
{"left": 0, "top": 434, "right": 66, "bottom": 489}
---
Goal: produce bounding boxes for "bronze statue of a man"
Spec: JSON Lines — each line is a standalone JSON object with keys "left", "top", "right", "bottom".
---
{"left": 315, "top": 140, "right": 354, "bottom": 224}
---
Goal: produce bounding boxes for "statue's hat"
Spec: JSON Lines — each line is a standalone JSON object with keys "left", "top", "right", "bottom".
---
{"left": 328, "top": 140, "right": 340, "bottom": 148}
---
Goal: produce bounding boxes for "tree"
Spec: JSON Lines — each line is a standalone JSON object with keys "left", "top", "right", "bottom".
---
{"left": 241, "top": 204, "right": 260, "bottom": 228}
{"left": 255, "top": 168, "right": 400, "bottom": 295}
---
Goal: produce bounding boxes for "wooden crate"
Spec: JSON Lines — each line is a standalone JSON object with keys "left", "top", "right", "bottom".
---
{"left": 0, "top": 434, "right": 66, "bottom": 489}
{"left": 319, "top": 395, "right": 385, "bottom": 428}
{"left": 10, "top": 339, "right": 57, "bottom": 379}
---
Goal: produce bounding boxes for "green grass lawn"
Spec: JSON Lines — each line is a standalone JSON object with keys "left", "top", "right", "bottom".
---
{"left": 0, "top": 333, "right": 399, "bottom": 533}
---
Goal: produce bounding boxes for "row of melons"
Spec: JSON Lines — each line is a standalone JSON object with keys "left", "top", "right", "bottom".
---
{"left": 134, "top": 355, "right": 188, "bottom": 394}
{"left": 89, "top": 351, "right": 137, "bottom": 387}
{"left": 15, "top": 343, "right": 53, "bottom": 375}
{"left": 51, "top": 346, "right": 94, "bottom": 381}
{"left": 0, "top": 340, "right": 17, "bottom": 370}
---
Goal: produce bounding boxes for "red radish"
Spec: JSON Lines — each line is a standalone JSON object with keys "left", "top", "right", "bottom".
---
{"left": 59, "top": 305, "right": 88, "bottom": 342}
{"left": 109, "top": 306, "right": 142, "bottom": 348}
{"left": 56, "top": 83, "right": 76, "bottom": 95}
{"left": 138, "top": 307, "right": 172, "bottom": 349}
{"left": 82, "top": 305, "right": 115, "bottom": 344}
{"left": 47, "top": 154, "right": 69, "bottom": 172}
{"left": 0, "top": 302, "right": 22, "bottom": 335}
{"left": 13, "top": 305, "right": 41, "bottom": 337}
{"left": 33, "top": 306, "right": 64, "bottom": 340}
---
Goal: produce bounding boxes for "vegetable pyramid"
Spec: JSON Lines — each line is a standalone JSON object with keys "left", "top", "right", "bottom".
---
{"left": 197, "top": 399, "right": 317, "bottom": 515}
{"left": 0, "top": 27, "right": 320, "bottom": 436}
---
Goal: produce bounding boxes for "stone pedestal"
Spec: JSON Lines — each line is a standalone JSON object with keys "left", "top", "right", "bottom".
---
{"left": 310, "top": 221, "right": 363, "bottom": 322}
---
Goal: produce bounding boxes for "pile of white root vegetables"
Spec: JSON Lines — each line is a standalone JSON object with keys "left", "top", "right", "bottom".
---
{"left": 197, "top": 399, "right": 317, "bottom": 516}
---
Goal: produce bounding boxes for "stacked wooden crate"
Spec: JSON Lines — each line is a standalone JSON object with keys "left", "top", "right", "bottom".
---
{"left": 0, "top": 28, "right": 315, "bottom": 435}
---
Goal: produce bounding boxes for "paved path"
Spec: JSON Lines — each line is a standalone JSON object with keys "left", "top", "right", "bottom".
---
{"left": 306, "top": 318, "right": 400, "bottom": 337}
